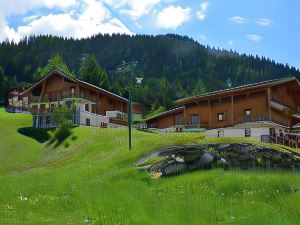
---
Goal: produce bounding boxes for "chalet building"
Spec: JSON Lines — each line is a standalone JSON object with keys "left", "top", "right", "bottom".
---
{"left": 16, "top": 70, "right": 134, "bottom": 128}
{"left": 147, "top": 77, "right": 300, "bottom": 135}
{"left": 5, "top": 85, "right": 31, "bottom": 113}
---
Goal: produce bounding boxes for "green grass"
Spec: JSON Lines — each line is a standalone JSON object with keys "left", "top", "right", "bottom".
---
{"left": 0, "top": 108, "right": 299, "bottom": 225}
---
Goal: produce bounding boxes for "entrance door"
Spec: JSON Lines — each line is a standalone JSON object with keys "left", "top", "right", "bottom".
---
{"left": 86, "top": 118, "right": 90, "bottom": 126}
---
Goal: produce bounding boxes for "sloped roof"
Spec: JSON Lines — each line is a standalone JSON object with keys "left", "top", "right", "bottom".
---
{"left": 20, "top": 70, "right": 128, "bottom": 102}
{"left": 146, "top": 106, "right": 184, "bottom": 121}
{"left": 176, "top": 77, "right": 299, "bottom": 104}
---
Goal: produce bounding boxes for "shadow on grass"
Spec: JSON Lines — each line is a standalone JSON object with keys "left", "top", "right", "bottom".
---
{"left": 47, "top": 125, "right": 78, "bottom": 148}
{"left": 18, "top": 127, "right": 53, "bottom": 143}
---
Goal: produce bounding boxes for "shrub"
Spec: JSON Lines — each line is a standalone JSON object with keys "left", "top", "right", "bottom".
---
{"left": 55, "top": 124, "right": 71, "bottom": 144}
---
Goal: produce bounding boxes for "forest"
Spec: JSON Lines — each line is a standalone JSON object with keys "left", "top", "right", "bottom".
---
{"left": 0, "top": 33, "right": 299, "bottom": 111}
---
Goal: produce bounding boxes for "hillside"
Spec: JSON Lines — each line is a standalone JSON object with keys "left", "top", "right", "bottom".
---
{"left": 0, "top": 108, "right": 300, "bottom": 224}
{"left": 1, "top": 34, "right": 300, "bottom": 109}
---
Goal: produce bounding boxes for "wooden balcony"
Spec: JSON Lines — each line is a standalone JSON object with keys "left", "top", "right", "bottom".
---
{"left": 271, "top": 98, "right": 299, "bottom": 113}
{"left": 30, "top": 91, "right": 97, "bottom": 104}
{"left": 237, "top": 113, "right": 289, "bottom": 127}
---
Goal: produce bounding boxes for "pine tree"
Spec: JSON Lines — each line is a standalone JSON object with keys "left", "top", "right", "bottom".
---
{"left": 33, "top": 53, "right": 74, "bottom": 81}
{"left": 79, "top": 54, "right": 109, "bottom": 89}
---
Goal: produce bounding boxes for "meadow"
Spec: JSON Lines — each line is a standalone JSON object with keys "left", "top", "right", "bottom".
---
{"left": 0, "top": 108, "right": 299, "bottom": 225}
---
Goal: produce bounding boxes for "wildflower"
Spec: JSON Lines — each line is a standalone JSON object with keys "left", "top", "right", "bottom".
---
{"left": 6, "top": 204, "right": 13, "bottom": 210}
{"left": 20, "top": 196, "right": 28, "bottom": 201}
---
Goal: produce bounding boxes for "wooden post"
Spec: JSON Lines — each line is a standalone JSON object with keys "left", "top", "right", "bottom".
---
{"left": 36, "top": 80, "right": 46, "bottom": 128}
{"left": 38, "top": 80, "right": 46, "bottom": 106}
{"left": 76, "top": 84, "right": 80, "bottom": 97}
{"left": 231, "top": 95, "right": 234, "bottom": 124}
{"left": 96, "top": 92, "right": 99, "bottom": 114}
{"left": 209, "top": 99, "right": 212, "bottom": 129}
{"left": 183, "top": 105, "right": 187, "bottom": 126}
{"left": 267, "top": 87, "right": 272, "bottom": 121}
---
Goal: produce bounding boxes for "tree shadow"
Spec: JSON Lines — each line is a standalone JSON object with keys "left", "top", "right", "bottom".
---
{"left": 17, "top": 127, "right": 53, "bottom": 143}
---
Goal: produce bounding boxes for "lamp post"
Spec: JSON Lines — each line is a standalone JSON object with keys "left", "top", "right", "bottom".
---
{"left": 117, "top": 61, "right": 142, "bottom": 150}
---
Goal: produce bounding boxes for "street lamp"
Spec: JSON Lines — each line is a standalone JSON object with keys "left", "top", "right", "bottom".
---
{"left": 117, "top": 61, "right": 142, "bottom": 150}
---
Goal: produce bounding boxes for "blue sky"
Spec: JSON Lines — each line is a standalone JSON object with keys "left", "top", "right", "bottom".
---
{"left": 0, "top": 0, "right": 299, "bottom": 69}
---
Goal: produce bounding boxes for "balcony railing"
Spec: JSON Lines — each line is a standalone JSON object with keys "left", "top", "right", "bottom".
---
{"left": 30, "top": 91, "right": 97, "bottom": 104}
{"left": 271, "top": 98, "right": 300, "bottom": 113}
{"left": 237, "top": 113, "right": 289, "bottom": 127}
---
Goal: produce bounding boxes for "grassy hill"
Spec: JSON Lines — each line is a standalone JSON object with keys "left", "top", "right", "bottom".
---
{"left": 0, "top": 108, "right": 300, "bottom": 224}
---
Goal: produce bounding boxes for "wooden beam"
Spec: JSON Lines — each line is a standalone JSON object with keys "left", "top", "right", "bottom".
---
{"left": 231, "top": 95, "right": 234, "bottom": 123}
{"left": 267, "top": 87, "right": 272, "bottom": 121}
{"left": 97, "top": 92, "right": 99, "bottom": 114}
{"left": 76, "top": 84, "right": 80, "bottom": 97}
{"left": 183, "top": 105, "right": 187, "bottom": 126}
{"left": 38, "top": 80, "right": 46, "bottom": 107}
{"left": 209, "top": 99, "right": 212, "bottom": 129}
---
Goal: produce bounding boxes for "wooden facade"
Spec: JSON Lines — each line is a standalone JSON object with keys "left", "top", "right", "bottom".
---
{"left": 18, "top": 70, "right": 129, "bottom": 127}
{"left": 147, "top": 77, "right": 300, "bottom": 130}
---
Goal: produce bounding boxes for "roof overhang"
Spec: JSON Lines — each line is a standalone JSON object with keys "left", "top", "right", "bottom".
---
{"left": 176, "top": 77, "right": 298, "bottom": 105}
{"left": 19, "top": 70, "right": 128, "bottom": 102}
{"left": 20, "top": 70, "right": 77, "bottom": 96}
{"left": 77, "top": 79, "right": 128, "bottom": 102}
{"left": 146, "top": 107, "right": 184, "bottom": 121}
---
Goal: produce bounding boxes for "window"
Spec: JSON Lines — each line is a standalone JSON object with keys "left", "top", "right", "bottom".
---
{"left": 190, "top": 115, "right": 200, "bottom": 126}
{"left": 245, "top": 109, "right": 251, "bottom": 116}
{"left": 175, "top": 113, "right": 184, "bottom": 125}
{"left": 86, "top": 118, "right": 90, "bottom": 126}
{"left": 85, "top": 104, "right": 89, "bottom": 112}
{"left": 71, "top": 88, "right": 75, "bottom": 96}
{"left": 218, "top": 113, "right": 225, "bottom": 121}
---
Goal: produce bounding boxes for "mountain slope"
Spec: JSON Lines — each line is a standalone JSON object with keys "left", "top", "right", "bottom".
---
{"left": 1, "top": 34, "right": 299, "bottom": 108}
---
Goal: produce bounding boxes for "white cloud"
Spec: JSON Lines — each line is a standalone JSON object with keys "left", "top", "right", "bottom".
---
{"left": 0, "top": 0, "right": 76, "bottom": 15}
{"left": 196, "top": 2, "right": 209, "bottom": 20}
{"left": 247, "top": 34, "right": 262, "bottom": 42}
{"left": 256, "top": 18, "right": 273, "bottom": 26}
{"left": 229, "top": 16, "right": 246, "bottom": 24}
{"left": 0, "top": 0, "right": 132, "bottom": 42}
{"left": 103, "top": 0, "right": 161, "bottom": 20}
{"left": 227, "top": 40, "right": 233, "bottom": 45}
{"left": 155, "top": 5, "right": 191, "bottom": 29}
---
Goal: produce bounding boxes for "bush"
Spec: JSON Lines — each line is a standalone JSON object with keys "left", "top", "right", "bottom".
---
{"left": 55, "top": 124, "right": 71, "bottom": 144}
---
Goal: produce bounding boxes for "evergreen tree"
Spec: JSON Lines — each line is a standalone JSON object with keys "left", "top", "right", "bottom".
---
{"left": 0, "top": 66, "right": 16, "bottom": 100}
{"left": 0, "top": 34, "right": 300, "bottom": 111}
{"left": 79, "top": 54, "right": 109, "bottom": 89}
{"left": 192, "top": 78, "right": 207, "bottom": 96}
{"left": 33, "top": 53, "right": 74, "bottom": 81}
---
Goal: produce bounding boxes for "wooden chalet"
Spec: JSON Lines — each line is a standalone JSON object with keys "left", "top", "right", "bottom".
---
{"left": 147, "top": 77, "right": 300, "bottom": 130}
{"left": 17, "top": 70, "right": 131, "bottom": 128}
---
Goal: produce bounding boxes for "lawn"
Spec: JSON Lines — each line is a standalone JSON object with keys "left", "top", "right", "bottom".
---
{"left": 0, "top": 108, "right": 299, "bottom": 225}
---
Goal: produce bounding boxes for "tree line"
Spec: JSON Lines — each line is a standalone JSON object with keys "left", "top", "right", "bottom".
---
{"left": 0, "top": 33, "right": 299, "bottom": 112}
